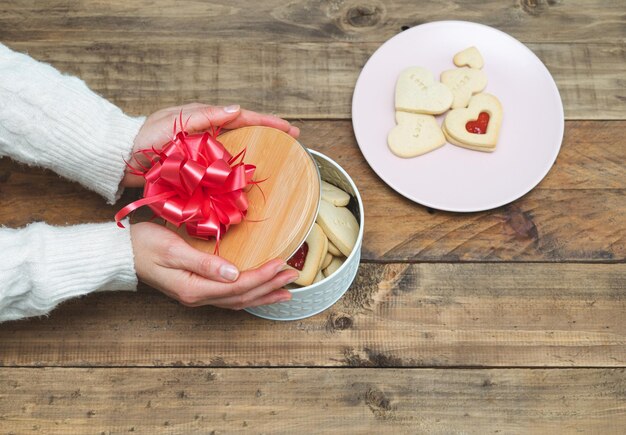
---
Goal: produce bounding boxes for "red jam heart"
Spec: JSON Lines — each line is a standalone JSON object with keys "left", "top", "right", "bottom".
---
{"left": 287, "top": 242, "right": 309, "bottom": 271}
{"left": 466, "top": 112, "right": 490, "bottom": 134}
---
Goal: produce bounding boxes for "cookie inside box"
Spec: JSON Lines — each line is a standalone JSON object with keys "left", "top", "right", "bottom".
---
{"left": 245, "top": 149, "right": 364, "bottom": 320}
{"left": 285, "top": 153, "right": 361, "bottom": 288}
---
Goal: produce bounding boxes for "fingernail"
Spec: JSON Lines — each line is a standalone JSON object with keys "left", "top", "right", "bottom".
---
{"left": 278, "top": 294, "right": 292, "bottom": 303}
{"left": 219, "top": 264, "right": 239, "bottom": 281}
{"left": 286, "top": 272, "right": 299, "bottom": 284}
{"left": 223, "top": 104, "right": 240, "bottom": 113}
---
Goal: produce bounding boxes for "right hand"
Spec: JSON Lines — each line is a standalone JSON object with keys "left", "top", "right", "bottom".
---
{"left": 130, "top": 222, "right": 297, "bottom": 309}
{"left": 122, "top": 103, "right": 300, "bottom": 188}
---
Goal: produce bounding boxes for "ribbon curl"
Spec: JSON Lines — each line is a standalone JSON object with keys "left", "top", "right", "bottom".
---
{"left": 115, "top": 115, "right": 257, "bottom": 254}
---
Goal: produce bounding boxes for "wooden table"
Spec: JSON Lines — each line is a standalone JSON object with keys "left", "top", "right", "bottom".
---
{"left": 1, "top": 1, "right": 624, "bottom": 433}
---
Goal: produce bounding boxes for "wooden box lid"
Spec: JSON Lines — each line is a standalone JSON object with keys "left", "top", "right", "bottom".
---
{"left": 169, "top": 126, "right": 320, "bottom": 270}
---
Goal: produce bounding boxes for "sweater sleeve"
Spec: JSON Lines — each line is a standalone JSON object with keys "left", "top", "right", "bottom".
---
{"left": 0, "top": 43, "right": 145, "bottom": 204}
{"left": 0, "top": 44, "right": 141, "bottom": 322}
{"left": 0, "top": 220, "right": 137, "bottom": 322}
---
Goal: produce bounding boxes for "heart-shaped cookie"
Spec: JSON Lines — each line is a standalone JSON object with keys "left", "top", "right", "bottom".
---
{"left": 441, "top": 67, "right": 488, "bottom": 109}
{"left": 453, "top": 46, "right": 484, "bottom": 69}
{"left": 443, "top": 93, "right": 503, "bottom": 151}
{"left": 395, "top": 67, "right": 453, "bottom": 115}
{"left": 321, "top": 180, "right": 350, "bottom": 206}
{"left": 290, "top": 223, "right": 328, "bottom": 287}
{"left": 316, "top": 200, "right": 359, "bottom": 258}
{"left": 388, "top": 111, "right": 446, "bottom": 158}
{"left": 442, "top": 124, "right": 495, "bottom": 152}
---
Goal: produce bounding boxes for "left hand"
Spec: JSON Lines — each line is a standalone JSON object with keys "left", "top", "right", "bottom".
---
{"left": 130, "top": 222, "right": 296, "bottom": 310}
{"left": 122, "top": 103, "right": 300, "bottom": 188}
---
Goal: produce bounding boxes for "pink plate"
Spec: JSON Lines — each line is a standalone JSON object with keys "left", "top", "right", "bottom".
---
{"left": 351, "top": 21, "right": 564, "bottom": 212}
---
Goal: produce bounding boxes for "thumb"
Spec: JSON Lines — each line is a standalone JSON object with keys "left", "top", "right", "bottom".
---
{"left": 171, "top": 241, "right": 240, "bottom": 283}
{"left": 185, "top": 105, "right": 241, "bottom": 133}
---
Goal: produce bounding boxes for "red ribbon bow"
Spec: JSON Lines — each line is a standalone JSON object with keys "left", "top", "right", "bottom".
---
{"left": 115, "top": 117, "right": 257, "bottom": 253}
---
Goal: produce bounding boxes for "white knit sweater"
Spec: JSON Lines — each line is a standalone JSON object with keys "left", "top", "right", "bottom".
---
{"left": 0, "top": 43, "right": 144, "bottom": 322}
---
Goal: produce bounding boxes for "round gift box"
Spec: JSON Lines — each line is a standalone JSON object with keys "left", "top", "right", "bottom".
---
{"left": 245, "top": 149, "right": 365, "bottom": 321}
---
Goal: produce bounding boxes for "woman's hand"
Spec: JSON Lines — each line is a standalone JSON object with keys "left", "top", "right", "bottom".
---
{"left": 130, "top": 222, "right": 297, "bottom": 309}
{"left": 122, "top": 103, "right": 299, "bottom": 188}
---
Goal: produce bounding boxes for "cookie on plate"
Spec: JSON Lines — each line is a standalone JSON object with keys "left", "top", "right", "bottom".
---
{"left": 453, "top": 46, "right": 484, "bottom": 69}
{"left": 388, "top": 111, "right": 446, "bottom": 158}
{"left": 395, "top": 66, "right": 453, "bottom": 115}
{"left": 443, "top": 93, "right": 503, "bottom": 151}
{"left": 441, "top": 67, "right": 487, "bottom": 109}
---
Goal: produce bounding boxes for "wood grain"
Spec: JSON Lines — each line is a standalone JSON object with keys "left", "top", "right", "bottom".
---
{"left": 1, "top": 1, "right": 624, "bottom": 431}
{"left": 1, "top": 0, "right": 624, "bottom": 43}
{"left": 0, "top": 263, "right": 623, "bottom": 367}
{"left": 305, "top": 120, "right": 626, "bottom": 262}
{"left": 2, "top": 121, "right": 623, "bottom": 262}
{"left": 1, "top": 368, "right": 624, "bottom": 434}
{"left": 2, "top": 40, "right": 624, "bottom": 120}
{"left": 171, "top": 126, "right": 320, "bottom": 270}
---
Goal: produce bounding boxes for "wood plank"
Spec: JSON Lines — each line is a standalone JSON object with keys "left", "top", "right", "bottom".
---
{"left": 0, "top": 368, "right": 624, "bottom": 433}
{"left": 2, "top": 41, "right": 625, "bottom": 120}
{"left": 1, "top": 0, "right": 624, "bottom": 43}
{"left": 2, "top": 121, "right": 624, "bottom": 262}
{"left": 0, "top": 263, "right": 624, "bottom": 367}
{"left": 305, "top": 120, "right": 626, "bottom": 262}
